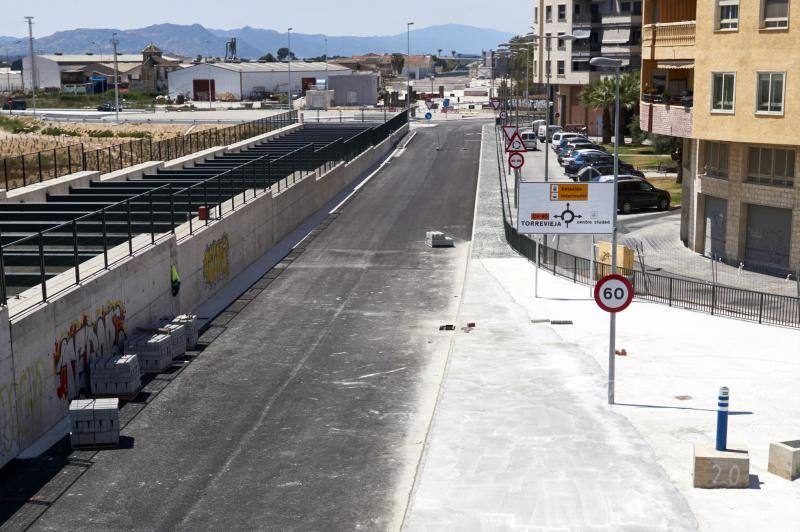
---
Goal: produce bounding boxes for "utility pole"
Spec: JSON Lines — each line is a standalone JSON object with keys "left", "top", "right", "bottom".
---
{"left": 287, "top": 28, "right": 293, "bottom": 110}
{"left": 112, "top": 33, "right": 120, "bottom": 123}
{"left": 206, "top": 41, "right": 212, "bottom": 109}
{"left": 24, "top": 16, "right": 36, "bottom": 118}
{"left": 324, "top": 37, "right": 328, "bottom": 73}
{"left": 407, "top": 22, "right": 414, "bottom": 111}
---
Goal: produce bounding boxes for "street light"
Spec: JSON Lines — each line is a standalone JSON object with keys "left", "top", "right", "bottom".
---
{"left": 590, "top": 55, "right": 623, "bottom": 405}
{"left": 205, "top": 40, "right": 212, "bottom": 109}
{"left": 287, "top": 28, "right": 293, "bottom": 110}
{"left": 406, "top": 22, "right": 414, "bottom": 111}
{"left": 527, "top": 30, "right": 589, "bottom": 182}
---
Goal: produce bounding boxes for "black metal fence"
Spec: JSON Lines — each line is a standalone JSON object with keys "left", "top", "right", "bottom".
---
{"left": 0, "top": 111, "right": 298, "bottom": 190}
{"left": 0, "top": 111, "right": 408, "bottom": 311}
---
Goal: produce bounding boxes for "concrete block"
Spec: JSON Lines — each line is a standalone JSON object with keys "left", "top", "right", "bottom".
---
{"left": 426, "top": 231, "right": 454, "bottom": 248}
{"left": 172, "top": 315, "right": 198, "bottom": 349}
{"left": 768, "top": 440, "right": 800, "bottom": 481}
{"left": 693, "top": 443, "right": 749, "bottom": 489}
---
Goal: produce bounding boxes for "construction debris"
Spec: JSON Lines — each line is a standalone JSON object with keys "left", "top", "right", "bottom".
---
{"left": 90, "top": 354, "right": 141, "bottom": 398}
{"left": 69, "top": 398, "right": 120, "bottom": 448}
{"left": 426, "top": 231, "right": 454, "bottom": 248}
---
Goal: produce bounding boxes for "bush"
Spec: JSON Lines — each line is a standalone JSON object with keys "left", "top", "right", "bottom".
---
{"left": 0, "top": 116, "right": 37, "bottom": 134}
{"left": 116, "top": 131, "right": 152, "bottom": 139}
{"left": 629, "top": 114, "right": 648, "bottom": 144}
{"left": 87, "top": 130, "right": 115, "bottom": 138}
{"left": 651, "top": 134, "right": 678, "bottom": 155}
{"left": 40, "top": 127, "right": 81, "bottom": 137}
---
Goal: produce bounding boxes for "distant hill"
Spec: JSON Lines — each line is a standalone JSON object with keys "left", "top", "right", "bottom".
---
{"left": 0, "top": 23, "right": 512, "bottom": 60}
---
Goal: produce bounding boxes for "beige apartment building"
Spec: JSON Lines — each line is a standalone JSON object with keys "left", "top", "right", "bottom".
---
{"left": 641, "top": 0, "right": 800, "bottom": 275}
{"left": 533, "top": 0, "right": 642, "bottom": 134}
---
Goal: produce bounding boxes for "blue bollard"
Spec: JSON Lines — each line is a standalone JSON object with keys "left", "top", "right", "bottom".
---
{"left": 716, "top": 386, "right": 729, "bottom": 451}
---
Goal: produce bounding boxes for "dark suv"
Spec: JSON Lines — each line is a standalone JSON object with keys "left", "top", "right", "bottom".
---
{"left": 618, "top": 180, "right": 671, "bottom": 213}
{"left": 575, "top": 163, "right": 645, "bottom": 181}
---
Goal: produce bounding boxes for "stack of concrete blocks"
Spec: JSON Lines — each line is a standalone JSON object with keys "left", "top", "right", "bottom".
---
{"left": 157, "top": 320, "right": 187, "bottom": 359}
{"left": 174, "top": 315, "right": 198, "bottom": 350}
{"left": 426, "top": 231, "right": 454, "bottom": 248}
{"left": 172, "top": 315, "right": 198, "bottom": 350}
{"left": 69, "top": 398, "right": 120, "bottom": 447}
{"left": 768, "top": 440, "right": 800, "bottom": 481}
{"left": 90, "top": 354, "right": 141, "bottom": 397}
{"left": 127, "top": 332, "right": 173, "bottom": 373}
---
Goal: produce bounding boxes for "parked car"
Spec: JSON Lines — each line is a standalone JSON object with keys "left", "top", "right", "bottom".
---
{"left": 558, "top": 142, "right": 606, "bottom": 164}
{"left": 2, "top": 99, "right": 26, "bottom": 111}
{"left": 564, "top": 123, "right": 589, "bottom": 135}
{"left": 537, "top": 124, "right": 562, "bottom": 143}
{"left": 520, "top": 131, "right": 538, "bottom": 151}
{"left": 574, "top": 163, "right": 645, "bottom": 181}
{"left": 552, "top": 132, "right": 586, "bottom": 152}
{"left": 564, "top": 151, "right": 615, "bottom": 177}
{"left": 617, "top": 179, "right": 671, "bottom": 213}
{"left": 593, "top": 174, "right": 643, "bottom": 183}
{"left": 97, "top": 102, "right": 123, "bottom": 112}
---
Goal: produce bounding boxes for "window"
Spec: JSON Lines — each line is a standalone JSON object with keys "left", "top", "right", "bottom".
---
{"left": 716, "top": 0, "right": 739, "bottom": 29}
{"left": 756, "top": 72, "right": 785, "bottom": 113}
{"left": 762, "top": 0, "right": 789, "bottom": 28}
{"left": 535, "top": 7, "right": 538, "bottom": 20}
{"left": 712, "top": 73, "right": 736, "bottom": 112}
{"left": 575, "top": 4, "right": 581, "bottom": 14}
{"left": 621, "top": 2, "right": 631, "bottom": 13}
{"left": 546, "top": 5, "right": 553, "bottom": 22}
{"left": 557, "top": 61, "right": 565, "bottom": 75}
{"left": 633, "top": 1, "right": 642, "bottom": 15}
{"left": 546, "top": 60, "right": 551, "bottom": 75}
{"left": 748, "top": 146, "right": 795, "bottom": 187}
{"left": 632, "top": 29, "right": 642, "bottom": 43}
{"left": 705, "top": 142, "right": 730, "bottom": 178}
{"left": 558, "top": 4, "right": 566, "bottom": 21}
{"left": 557, "top": 32, "right": 566, "bottom": 50}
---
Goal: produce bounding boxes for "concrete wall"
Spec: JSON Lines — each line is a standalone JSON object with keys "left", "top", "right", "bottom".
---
{"left": 0, "top": 238, "right": 178, "bottom": 468}
{"left": 0, "top": 121, "right": 407, "bottom": 469}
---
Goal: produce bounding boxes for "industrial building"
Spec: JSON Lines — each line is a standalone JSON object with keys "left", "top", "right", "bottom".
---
{"left": 167, "top": 61, "right": 352, "bottom": 101}
{"left": 21, "top": 45, "right": 182, "bottom": 92}
{"left": 0, "top": 68, "right": 23, "bottom": 92}
{"left": 640, "top": 0, "right": 799, "bottom": 275}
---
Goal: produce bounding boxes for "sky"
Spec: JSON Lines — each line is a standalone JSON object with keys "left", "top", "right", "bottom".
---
{"left": 1, "top": 0, "right": 529, "bottom": 37}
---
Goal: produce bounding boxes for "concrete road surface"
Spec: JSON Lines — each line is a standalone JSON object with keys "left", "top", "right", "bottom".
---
{"left": 22, "top": 120, "right": 483, "bottom": 531}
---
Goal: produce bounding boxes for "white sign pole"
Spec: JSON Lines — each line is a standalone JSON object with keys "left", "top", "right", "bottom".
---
{"left": 608, "top": 65, "right": 621, "bottom": 406}
{"left": 534, "top": 236, "right": 540, "bottom": 298}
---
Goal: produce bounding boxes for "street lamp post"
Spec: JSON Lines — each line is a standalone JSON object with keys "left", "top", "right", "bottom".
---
{"left": 206, "top": 41, "right": 212, "bottom": 109}
{"left": 406, "top": 22, "right": 414, "bottom": 112}
{"left": 287, "top": 28, "right": 293, "bottom": 110}
{"left": 24, "top": 16, "right": 36, "bottom": 118}
{"left": 111, "top": 33, "right": 120, "bottom": 123}
{"left": 590, "top": 56, "right": 623, "bottom": 405}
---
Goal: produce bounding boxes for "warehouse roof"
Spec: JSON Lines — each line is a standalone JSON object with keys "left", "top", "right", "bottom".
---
{"left": 35, "top": 54, "right": 181, "bottom": 64}
{"left": 198, "top": 61, "right": 350, "bottom": 73}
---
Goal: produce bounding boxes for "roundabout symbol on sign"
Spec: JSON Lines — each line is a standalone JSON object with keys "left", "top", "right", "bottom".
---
{"left": 594, "top": 274, "right": 634, "bottom": 313}
{"left": 499, "top": 110, "right": 508, "bottom": 120}
{"left": 508, "top": 152, "right": 525, "bottom": 169}
{"left": 553, "top": 202, "right": 582, "bottom": 228}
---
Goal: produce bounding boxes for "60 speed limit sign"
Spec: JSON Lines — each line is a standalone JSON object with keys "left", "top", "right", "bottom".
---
{"left": 594, "top": 274, "right": 634, "bottom": 313}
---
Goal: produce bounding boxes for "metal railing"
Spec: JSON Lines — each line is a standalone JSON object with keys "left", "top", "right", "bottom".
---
{"left": 0, "top": 111, "right": 298, "bottom": 191}
{"left": 0, "top": 111, "right": 408, "bottom": 311}
{"left": 643, "top": 21, "right": 697, "bottom": 47}
{"left": 493, "top": 125, "right": 800, "bottom": 329}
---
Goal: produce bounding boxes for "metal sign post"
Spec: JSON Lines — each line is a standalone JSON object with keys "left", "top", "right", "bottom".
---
{"left": 594, "top": 273, "right": 634, "bottom": 404}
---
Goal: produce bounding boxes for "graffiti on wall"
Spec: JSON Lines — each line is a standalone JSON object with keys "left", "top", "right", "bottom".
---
{"left": 0, "top": 381, "right": 15, "bottom": 457}
{"left": 0, "top": 359, "right": 46, "bottom": 461}
{"left": 203, "top": 234, "right": 230, "bottom": 288}
{"left": 53, "top": 300, "right": 127, "bottom": 402}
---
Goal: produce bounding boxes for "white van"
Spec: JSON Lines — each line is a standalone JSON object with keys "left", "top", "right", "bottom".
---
{"left": 531, "top": 119, "right": 547, "bottom": 134}
{"left": 520, "top": 131, "right": 538, "bottom": 151}
{"left": 537, "top": 124, "right": 562, "bottom": 143}
{"left": 551, "top": 132, "right": 586, "bottom": 151}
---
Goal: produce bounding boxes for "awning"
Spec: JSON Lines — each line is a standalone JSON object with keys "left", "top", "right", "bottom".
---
{"left": 602, "top": 28, "right": 631, "bottom": 44}
{"left": 657, "top": 60, "right": 695, "bottom": 70}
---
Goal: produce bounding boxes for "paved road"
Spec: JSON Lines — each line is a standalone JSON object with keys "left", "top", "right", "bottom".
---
{"left": 22, "top": 120, "right": 484, "bottom": 531}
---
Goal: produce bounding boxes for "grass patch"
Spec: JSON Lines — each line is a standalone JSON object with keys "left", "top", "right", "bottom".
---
{"left": 0, "top": 115, "right": 37, "bottom": 134}
{"left": 40, "top": 126, "right": 81, "bottom": 136}
{"left": 648, "top": 176, "right": 683, "bottom": 205}
{"left": 601, "top": 143, "right": 673, "bottom": 170}
{"left": 29, "top": 91, "right": 161, "bottom": 109}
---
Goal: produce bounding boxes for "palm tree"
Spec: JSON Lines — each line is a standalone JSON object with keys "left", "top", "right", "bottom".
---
{"left": 580, "top": 71, "right": 640, "bottom": 145}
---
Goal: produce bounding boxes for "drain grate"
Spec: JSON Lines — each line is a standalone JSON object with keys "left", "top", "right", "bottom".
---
{"left": 531, "top": 319, "right": 550, "bottom": 324}
{"left": 550, "top": 320, "right": 574, "bottom": 325}
{"left": 439, "top": 324, "right": 456, "bottom": 331}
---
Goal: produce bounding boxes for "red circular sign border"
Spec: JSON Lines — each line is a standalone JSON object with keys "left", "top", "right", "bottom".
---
{"left": 508, "top": 153, "right": 525, "bottom": 169}
{"left": 594, "top": 274, "right": 634, "bottom": 313}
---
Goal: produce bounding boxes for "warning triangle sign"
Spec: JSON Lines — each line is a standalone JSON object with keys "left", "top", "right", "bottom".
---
{"left": 505, "top": 131, "right": 528, "bottom": 153}
{"left": 490, "top": 100, "right": 501, "bottom": 110}
{"left": 502, "top": 126, "right": 517, "bottom": 141}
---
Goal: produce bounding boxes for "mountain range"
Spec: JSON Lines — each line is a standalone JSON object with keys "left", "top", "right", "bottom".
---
{"left": 0, "top": 23, "right": 513, "bottom": 60}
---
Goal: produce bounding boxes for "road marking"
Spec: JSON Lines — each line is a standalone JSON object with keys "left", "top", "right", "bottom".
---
{"left": 328, "top": 140, "right": 404, "bottom": 214}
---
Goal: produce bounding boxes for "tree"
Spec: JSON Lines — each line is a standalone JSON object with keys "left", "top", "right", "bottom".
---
{"left": 451, "top": 50, "right": 457, "bottom": 58}
{"left": 391, "top": 53, "right": 405, "bottom": 75}
{"left": 580, "top": 71, "right": 640, "bottom": 144}
{"left": 259, "top": 52, "right": 276, "bottom": 62}
{"left": 277, "top": 48, "right": 296, "bottom": 61}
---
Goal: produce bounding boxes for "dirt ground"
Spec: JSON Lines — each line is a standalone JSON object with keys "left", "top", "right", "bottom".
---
{"left": 0, "top": 119, "right": 216, "bottom": 158}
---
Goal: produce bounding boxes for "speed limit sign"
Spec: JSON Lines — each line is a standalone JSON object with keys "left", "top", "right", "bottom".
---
{"left": 594, "top": 274, "right": 634, "bottom": 313}
{"left": 508, "top": 152, "right": 525, "bottom": 169}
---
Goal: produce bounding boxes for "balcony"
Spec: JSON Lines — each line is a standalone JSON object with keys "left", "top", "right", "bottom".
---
{"left": 642, "top": 21, "right": 696, "bottom": 60}
{"left": 640, "top": 97, "right": 693, "bottom": 138}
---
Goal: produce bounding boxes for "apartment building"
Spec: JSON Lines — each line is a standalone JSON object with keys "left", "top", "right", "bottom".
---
{"left": 533, "top": 0, "right": 643, "bottom": 134}
{"left": 641, "top": 0, "right": 799, "bottom": 275}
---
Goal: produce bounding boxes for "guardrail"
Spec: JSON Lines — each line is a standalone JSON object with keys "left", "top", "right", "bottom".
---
{"left": 0, "top": 110, "right": 408, "bottom": 310}
{"left": 493, "top": 126, "right": 800, "bottom": 329}
{"left": 0, "top": 111, "right": 298, "bottom": 191}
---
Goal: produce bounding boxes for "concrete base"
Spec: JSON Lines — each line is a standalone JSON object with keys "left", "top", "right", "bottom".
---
{"left": 768, "top": 440, "right": 800, "bottom": 481}
{"left": 693, "top": 443, "right": 750, "bottom": 489}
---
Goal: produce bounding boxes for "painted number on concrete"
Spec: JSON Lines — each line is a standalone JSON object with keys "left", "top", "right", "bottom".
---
{"left": 594, "top": 274, "right": 634, "bottom": 313}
